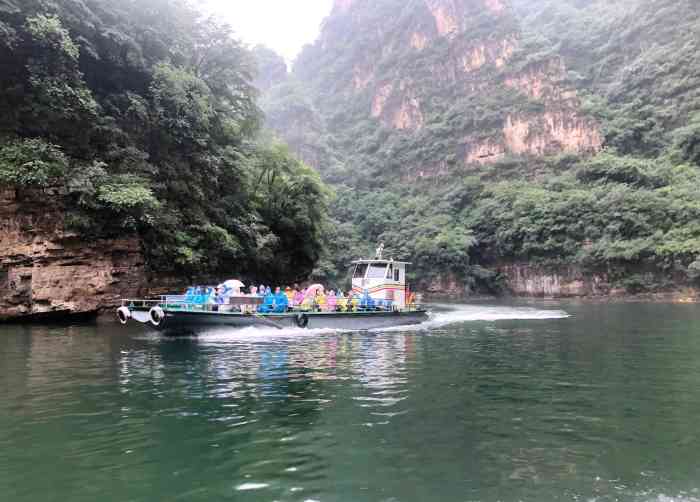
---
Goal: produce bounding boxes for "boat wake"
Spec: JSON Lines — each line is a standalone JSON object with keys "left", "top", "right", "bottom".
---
{"left": 374, "top": 303, "right": 570, "bottom": 332}
{"left": 431, "top": 303, "right": 569, "bottom": 323}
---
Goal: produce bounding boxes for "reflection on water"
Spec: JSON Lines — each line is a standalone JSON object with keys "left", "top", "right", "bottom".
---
{"left": 1, "top": 303, "right": 700, "bottom": 502}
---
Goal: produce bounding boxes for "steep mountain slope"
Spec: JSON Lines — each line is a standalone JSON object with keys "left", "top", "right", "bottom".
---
{"left": 510, "top": 0, "right": 700, "bottom": 159}
{"left": 295, "top": 0, "right": 602, "bottom": 177}
{"left": 260, "top": 0, "right": 700, "bottom": 296}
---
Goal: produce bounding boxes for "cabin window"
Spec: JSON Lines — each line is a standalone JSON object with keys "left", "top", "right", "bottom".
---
{"left": 386, "top": 264, "right": 393, "bottom": 279}
{"left": 353, "top": 263, "right": 368, "bottom": 279}
{"left": 367, "top": 264, "right": 387, "bottom": 279}
{"left": 394, "top": 268, "right": 400, "bottom": 282}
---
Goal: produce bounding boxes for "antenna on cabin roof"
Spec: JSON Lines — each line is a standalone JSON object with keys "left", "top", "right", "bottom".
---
{"left": 375, "top": 242, "right": 384, "bottom": 260}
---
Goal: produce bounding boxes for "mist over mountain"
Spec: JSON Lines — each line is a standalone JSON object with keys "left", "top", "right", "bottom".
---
{"left": 258, "top": 0, "right": 700, "bottom": 296}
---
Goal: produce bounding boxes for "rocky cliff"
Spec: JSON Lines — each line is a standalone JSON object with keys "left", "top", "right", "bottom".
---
{"left": 271, "top": 0, "right": 603, "bottom": 179}
{"left": 0, "top": 189, "right": 145, "bottom": 320}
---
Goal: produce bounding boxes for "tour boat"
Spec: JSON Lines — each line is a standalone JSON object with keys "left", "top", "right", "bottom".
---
{"left": 117, "top": 256, "right": 430, "bottom": 333}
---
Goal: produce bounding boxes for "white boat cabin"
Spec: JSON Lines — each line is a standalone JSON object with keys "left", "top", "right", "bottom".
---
{"left": 351, "top": 259, "right": 410, "bottom": 308}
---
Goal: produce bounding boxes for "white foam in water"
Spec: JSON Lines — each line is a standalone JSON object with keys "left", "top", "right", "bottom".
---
{"left": 432, "top": 303, "right": 569, "bottom": 322}
{"left": 185, "top": 325, "right": 341, "bottom": 342}
{"left": 375, "top": 303, "right": 570, "bottom": 332}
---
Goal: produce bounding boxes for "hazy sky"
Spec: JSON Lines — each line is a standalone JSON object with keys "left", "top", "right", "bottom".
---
{"left": 200, "top": 0, "right": 334, "bottom": 62}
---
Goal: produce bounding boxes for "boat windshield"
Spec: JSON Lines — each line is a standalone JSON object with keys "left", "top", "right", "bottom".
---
{"left": 367, "top": 263, "right": 387, "bottom": 279}
{"left": 353, "top": 263, "right": 368, "bottom": 279}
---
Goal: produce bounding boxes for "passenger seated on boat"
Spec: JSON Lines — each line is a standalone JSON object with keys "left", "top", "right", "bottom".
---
{"left": 345, "top": 292, "right": 359, "bottom": 312}
{"left": 293, "top": 287, "right": 304, "bottom": 307}
{"left": 326, "top": 290, "right": 337, "bottom": 312}
{"left": 273, "top": 287, "right": 289, "bottom": 313}
{"left": 207, "top": 287, "right": 219, "bottom": 308}
{"left": 257, "top": 292, "right": 276, "bottom": 313}
{"left": 285, "top": 287, "right": 294, "bottom": 305}
{"left": 195, "top": 287, "right": 211, "bottom": 309}
{"left": 215, "top": 287, "right": 226, "bottom": 305}
{"left": 208, "top": 287, "right": 224, "bottom": 311}
{"left": 360, "top": 291, "right": 375, "bottom": 311}
{"left": 314, "top": 290, "right": 327, "bottom": 312}
{"left": 184, "top": 287, "right": 196, "bottom": 305}
{"left": 192, "top": 287, "right": 206, "bottom": 305}
{"left": 336, "top": 297, "right": 348, "bottom": 312}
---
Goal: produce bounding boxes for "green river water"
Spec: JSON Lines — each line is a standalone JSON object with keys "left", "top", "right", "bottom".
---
{"left": 2, "top": 302, "right": 700, "bottom": 502}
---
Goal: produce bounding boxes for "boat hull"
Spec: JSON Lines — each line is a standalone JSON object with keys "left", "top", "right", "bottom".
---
{"left": 126, "top": 308, "right": 430, "bottom": 333}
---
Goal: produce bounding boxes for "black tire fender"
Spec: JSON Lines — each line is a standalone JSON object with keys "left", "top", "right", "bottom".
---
{"left": 117, "top": 306, "right": 130, "bottom": 325}
{"left": 295, "top": 313, "right": 309, "bottom": 329}
{"left": 149, "top": 306, "right": 165, "bottom": 327}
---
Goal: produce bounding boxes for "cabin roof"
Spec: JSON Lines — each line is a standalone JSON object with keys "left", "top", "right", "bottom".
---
{"left": 351, "top": 259, "right": 411, "bottom": 265}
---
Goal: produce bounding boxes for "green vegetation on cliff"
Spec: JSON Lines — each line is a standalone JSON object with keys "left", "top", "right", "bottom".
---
{"left": 0, "top": 0, "right": 328, "bottom": 282}
{"left": 259, "top": 0, "right": 700, "bottom": 293}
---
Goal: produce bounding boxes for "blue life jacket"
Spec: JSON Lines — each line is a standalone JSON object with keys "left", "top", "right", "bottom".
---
{"left": 258, "top": 293, "right": 276, "bottom": 313}
{"left": 274, "top": 292, "right": 289, "bottom": 313}
{"left": 184, "top": 287, "right": 196, "bottom": 303}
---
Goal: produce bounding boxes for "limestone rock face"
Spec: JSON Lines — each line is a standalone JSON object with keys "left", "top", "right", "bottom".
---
{"left": 497, "top": 263, "right": 698, "bottom": 299}
{"left": 0, "top": 189, "right": 146, "bottom": 321}
{"left": 498, "top": 263, "right": 611, "bottom": 297}
{"left": 292, "top": 0, "right": 603, "bottom": 178}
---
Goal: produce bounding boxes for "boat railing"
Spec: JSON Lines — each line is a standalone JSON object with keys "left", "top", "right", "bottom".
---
{"left": 163, "top": 295, "right": 187, "bottom": 303}
{"left": 121, "top": 296, "right": 264, "bottom": 312}
{"left": 120, "top": 298, "right": 211, "bottom": 311}
{"left": 122, "top": 298, "right": 427, "bottom": 313}
{"left": 121, "top": 299, "right": 162, "bottom": 308}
